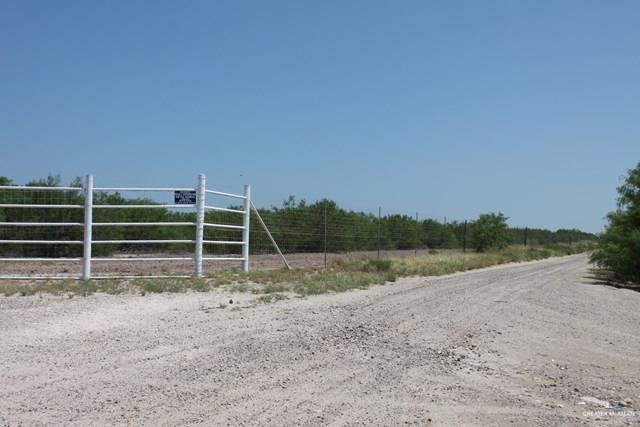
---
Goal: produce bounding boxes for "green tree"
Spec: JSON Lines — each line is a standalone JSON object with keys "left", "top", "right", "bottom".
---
{"left": 591, "top": 162, "right": 640, "bottom": 284}
{"left": 441, "top": 223, "right": 460, "bottom": 249}
{"left": 470, "top": 212, "right": 509, "bottom": 252}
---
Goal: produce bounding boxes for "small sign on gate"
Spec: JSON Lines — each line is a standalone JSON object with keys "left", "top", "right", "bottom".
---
{"left": 174, "top": 190, "right": 197, "bottom": 205}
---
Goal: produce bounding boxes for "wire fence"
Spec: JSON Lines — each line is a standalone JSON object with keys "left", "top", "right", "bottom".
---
{"left": 245, "top": 200, "right": 593, "bottom": 269}
{"left": 0, "top": 178, "right": 594, "bottom": 278}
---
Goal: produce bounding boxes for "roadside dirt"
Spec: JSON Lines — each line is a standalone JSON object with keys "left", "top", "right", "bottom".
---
{"left": 1, "top": 254, "right": 638, "bottom": 425}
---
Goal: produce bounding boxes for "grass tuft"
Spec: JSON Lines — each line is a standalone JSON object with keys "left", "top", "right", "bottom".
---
{"left": 257, "top": 293, "right": 288, "bottom": 303}
{"left": 294, "top": 271, "right": 387, "bottom": 295}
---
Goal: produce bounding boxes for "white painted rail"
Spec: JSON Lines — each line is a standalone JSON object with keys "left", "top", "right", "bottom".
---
{"left": 0, "top": 240, "right": 83, "bottom": 244}
{"left": 93, "top": 204, "right": 195, "bottom": 209}
{"left": 204, "top": 205, "right": 245, "bottom": 214}
{"left": 0, "top": 186, "right": 82, "bottom": 191}
{"left": 0, "top": 222, "right": 84, "bottom": 226}
{"left": 0, "top": 204, "right": 83, "bottom": 209}
{"left": 205, "top": 189, "right": 246, "bottom": 199}
{"left": 94, "top": 187, "right": 195, "bottom": 192}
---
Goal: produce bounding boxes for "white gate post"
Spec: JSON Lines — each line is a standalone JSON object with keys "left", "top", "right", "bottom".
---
{"left": 242, "top": 184, "right": 251, "bottom": 273}
{"left": 82, "top": 174, "right": 94, "bottom": 280}
{"left": 194, "top": 174, "right": 206, "bottom": 278}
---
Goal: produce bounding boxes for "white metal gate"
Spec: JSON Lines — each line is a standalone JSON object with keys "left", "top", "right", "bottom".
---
{"left": 0, "top": 174, "right": 251, "bottom": 279}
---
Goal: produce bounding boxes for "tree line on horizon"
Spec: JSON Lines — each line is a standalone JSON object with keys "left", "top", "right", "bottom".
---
{"left": 0, "top": 174, "right": 596, "bottom": 258}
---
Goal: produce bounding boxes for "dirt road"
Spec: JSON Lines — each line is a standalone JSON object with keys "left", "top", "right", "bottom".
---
{"left": 1, "top": 254, "right": 638, "bottom": 425}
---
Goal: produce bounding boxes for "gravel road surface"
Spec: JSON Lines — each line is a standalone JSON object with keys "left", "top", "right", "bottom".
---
{"left": 1, "top": 254, "right": 638, "bottom": 425}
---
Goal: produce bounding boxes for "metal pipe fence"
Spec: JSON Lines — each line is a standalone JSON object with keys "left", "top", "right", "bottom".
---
{"left": 0, "top": 174, "right": 251, "bottom": 279}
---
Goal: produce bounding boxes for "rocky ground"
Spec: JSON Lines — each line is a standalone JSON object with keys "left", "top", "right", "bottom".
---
{"left": 1, "top": 254, "right": 638, "bottom": 425}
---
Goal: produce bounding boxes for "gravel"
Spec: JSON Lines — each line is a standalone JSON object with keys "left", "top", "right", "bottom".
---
{"left": 1, "top": 254, "right": 639, "bottom": 425}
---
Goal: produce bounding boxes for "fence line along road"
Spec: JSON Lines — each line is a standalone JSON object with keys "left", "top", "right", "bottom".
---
{"left": 0, "top": 175, "right": 593, "bottom": 279}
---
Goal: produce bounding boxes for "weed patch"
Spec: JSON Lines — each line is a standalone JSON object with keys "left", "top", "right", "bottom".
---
{"left": 257, "top": 293, "right": 288, "bottom": 303}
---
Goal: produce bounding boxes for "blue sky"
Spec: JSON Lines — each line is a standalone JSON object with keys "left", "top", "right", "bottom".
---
{"left": 1, "top": 1, "right": 638, "bottom": 232}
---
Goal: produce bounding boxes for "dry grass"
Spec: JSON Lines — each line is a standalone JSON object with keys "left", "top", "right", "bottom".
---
{"left": 0, "top": 245, "right": 590, "bottom": 298}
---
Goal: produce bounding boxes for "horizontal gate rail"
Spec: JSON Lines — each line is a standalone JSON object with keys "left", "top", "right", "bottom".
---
{"left": 203, "top": 257, "right": 245, "bottom": 261}
{"left": 0, "top": 240, "right": 83, "bottom": 244}
{"left": 0, "top": 275, "right": 83, "bottom": 280}
{"left": 93, "top": 204, "right": 195, "bottom": 209}
{"left": 0, "top": 204, "right": 83, "bottom": 209}
{"left": 94, "top": 187, "right": 195, "bottom": 192}
{"left": 204, "top": 205, "right": 245, "bottom": 214}
{"left": 90, "top": 275, "right": 192, "bottom": 279}
{"left": 92, "top": 222, "right": 194, "bottom": 226}
{"left": 92, "top": 257, "right": 193, "bottom": 262}
{"left": 203, "top": 223, "right": 245, "bottom": 230}
{"left": 0, "top": 185, "right": 82, "bottom": 191}
{"left": 0, "top": 222, "right": 84, "bottom": 226}
{"left": 92, "top": 240, "right": 194, "bottom": 244}
{"left": 203, "top": 240, "right": 243, "bottom": 245}
{"left": 0, "top": 258, "right": 82, "bottom": 261}
{"left": 205, "top": 189, "right": 246, "bottom": 199}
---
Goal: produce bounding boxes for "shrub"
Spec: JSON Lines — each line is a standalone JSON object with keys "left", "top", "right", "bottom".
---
{"left": 470, "top": 212, "right": 509, "bottom": 252}
{"left": 365, "top": 258, "right": 393, "bottom": 272}
{"left": 591, "top": 162, "right": 640, "bottom": 285}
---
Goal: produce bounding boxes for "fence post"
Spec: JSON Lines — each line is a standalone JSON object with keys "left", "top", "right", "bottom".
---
{"left": 463, "top": 220, "right": 468, "bottom": 253}
{"left": 324, "top": 204, "right": 328, "bottom": 268}
{"left": 242, "top": 184, "right": 251, "bottom": 273}
{"left": 194, "top": 174, "right": 206, "bottom": 278}
{"left": 82, "top": 174, "right": 93, "bottom": 280}
{"left": 415, "top": 212, "right": 419, "bottom": 256}
{"left": 524, "top": 227, "right": 528, "bottom": 247}
{"left": 377, "top": 206, "right": 381, "bottom": 259}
